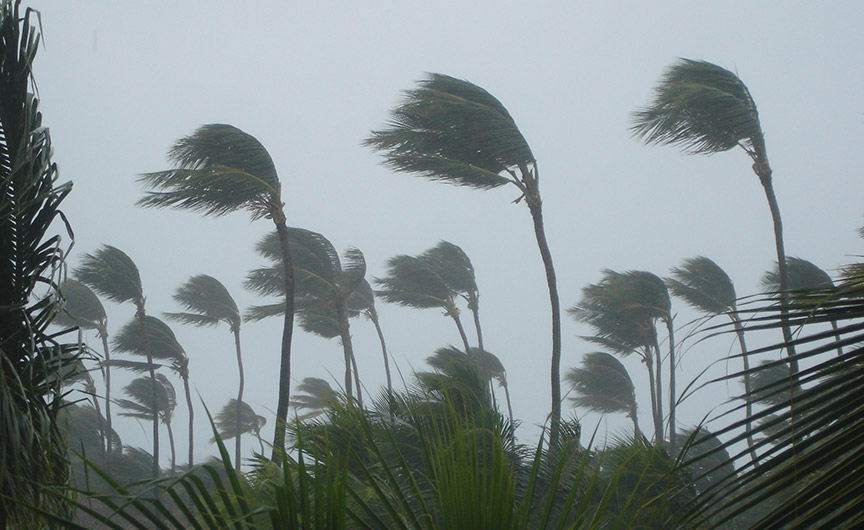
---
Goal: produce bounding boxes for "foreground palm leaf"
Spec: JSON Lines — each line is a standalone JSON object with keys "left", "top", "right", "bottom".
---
{"left": 632, "top": 58, "right": 796, "bottom": 377}
{"left": 139, "top": 124, "right": 296, "bottom": 461}
{"left": 366, "top": 73, "right": 564, "bottom": 444}
{"left": 0, "top": 2, "right": 77, "bottom": 524}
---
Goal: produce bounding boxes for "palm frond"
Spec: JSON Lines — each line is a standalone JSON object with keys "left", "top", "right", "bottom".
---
{"left": 421, "top": 240, "right": 478, "bottom": 298}
{"left": 166, "top": 274, "right": 240, "bottom": 331}
{"left": 213, "top": 399, "right": 266, "bottom": 440}
{"left": 667, "top": 256, "right": 737, "bottom": 315}
{"left": 364, "top": 73, "right": 533, "bottom": 190}
{"left": 761, "top": 257, "right": 835, "bottom": 294}
{"left": 137, "top": 124, "right": 280, "bottom": 220}
{"left": 113, "top": 315, "right": 185, "bottom": 362}
{"left": 565, "top": 352, "right": 636, "bottom": 415}
{"left": 54, "top": 279, "right": 107, "bottom": 331}
{"left": 631, "top": 59, "right": 763, "bottom": 155}
{"left": 117, "top": 375, "right": 176, "bottom": 422}
{"left": 73, "top": 245, "right": 144, "bottom": 306}
{"left": 375, "top": 254, "right": 453, "bottom": 309}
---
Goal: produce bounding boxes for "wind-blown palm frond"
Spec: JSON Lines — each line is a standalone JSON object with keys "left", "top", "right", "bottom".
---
{"left": 565, "top": 352, "right": 637, "bottom": 416}
{"left": 55, "top": 279, "right": 107, "bottom": 331}
{"left": 74, "top": 245, "right": 144, "bottom": 307}
{"left": 761, "top": 257, "right": 835, "bottom": 295}
{"left": 631, "top": 59, "right": 762, "bottom": 155}
{"left": 375, "top": 254, "right": 453, "bottom": 310}
{"left": 137, "top": 124, "right": 281, "bottom": 220}
{"left": 117, "top": 374, "right": 176, "bottom": 422}
{"left": 364, "top": 73, "right": 533, "bottom": 190}
{"left": 165, "top": 274, "right": 241, "bottom": 331}
{"left": 214, "top": 399, "right": 266, "bottom": 442}
{"left": 292, "top": 377, "right": 338, "bottom": 420}
{"left": 667, "top": 256, "right": 737, "bottom": 315}
{"left": 113, "top": 316, "right": 185, "bottom": 362}
{"left": 421, "top": 241, "right": 478, "bottom": 298}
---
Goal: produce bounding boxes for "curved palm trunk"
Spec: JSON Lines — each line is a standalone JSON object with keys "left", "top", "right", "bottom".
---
{"left": 181, "top": 370, "right": 194, "bottom": 467}
{"left": 526, "top": 198, "right": 562, "bottom": 447}
{"left": 450, "top": 312, "right": 472, "bottom": 355}
{"left": 336, "top": 302, "right": 361, "bottom": 405}
{"left": 232, "top": 328, "right": 244, "bottom": 469}
{"left": 272, "top": 220, "right": 296, "bottom": 462}
{"left": 468, "top": 294, "right": 484, "bottom": 352}
{"left": 368, "top": 307, "right": 392, "bottom": 397}
{"left": 165, "top": 419, "right": 176, "bottom": 475}
{"left": 136, "top": 309, "right": 160, "bottom": 477}
{"left": 730, "top": 313, "right": 759, "bottom": 467}
{"left": 502, "top": 381, "right": 514, "bottom": 427}
{"left": 643, "top": 351, "right": 663, "bottom": 444}
{"left": 753, "top": 157, "right": 798, "bottom": 375}
{"left": 665, "top": 317, "right": 677, "bottom": 452}
{"left": 652, "top": 340, "right": 664, "bottom": 446}
{"left": 629, "top": 401, "right": 642, "bottom": 439}
{"left": 99, "top": 330, "right": 113, "bottom": 453}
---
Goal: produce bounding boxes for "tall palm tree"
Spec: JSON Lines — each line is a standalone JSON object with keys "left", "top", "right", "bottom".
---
{"left": 762, "top": 257, "right": 843, "bottom": 357}
{"left": 245, "top": 228, "right": 368, "bottom": 402}
{"left": 116, "top": 375, "right": 177, "bottom": 474}
{"left": 365, "top": 73, "right": 564, "bottom": 444}
{"left": 111, "top": 315, "right": 194, "bottom": 468}
{"left": 56, "top": 279, "right": 116, "bottom": 453}
{"left": 164, "top": 274, "right": 246, "bottom": 467}
{"left": 138, "top": 124, "right": 296, "bottom": 461}
{"left": 214, "top": 399, "right": 267, "bottom": 456}
{"left": 375, "top": 252, "right": 473, "bottom": 354}
{"left": 570, "top": 270, "right": 674, "bottom": 445}
{"left": 422, "top": 241, "right": 485, "bottom": 350}
{"left": 565, "top": 352, "right": 641, "bottom": 437}
{"left": 631, "top": 58, "right": 797, "bottom": 376}
{"left": 667, "top": 256, "right": 758, "bottom": 465}
{"left": 292, "top": 377, "right": 339, "bottom": 421}
{"left": 353, "top": 279, "right": 393, "bottom": 397}
{"left": 74, "top": 245, "right": 162, "bottom": 477}
{"left": 0, "top": 2, "right": 76, "bottom": 523}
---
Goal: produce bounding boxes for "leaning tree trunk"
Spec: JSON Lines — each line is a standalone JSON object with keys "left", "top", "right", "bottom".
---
{"left": 180, "top": 365, "right": 194, "bottom": 468}
{"left": 99, "top": 330, "right": 113, "bottom": 453}
{"left": 271, "top": 219, "right": 296, "bottom": 462}
{"left": 449, "top": 310, "right": 472, "bottom": 355}
{"left": 336, "top": 303, "right": 360, "bottom": 404}
{"left": 136, "top": 308, "right": 160, "bottom": 478}
{"left": 367, "top": 307, "right": 392, "bottom": 397}
{"left": 468, "top": 294, "right": 484, "bottom": 352}
{"left": 166, "top": 419, "right": 176, "bottom": 475}
{"left": 629, "top": 401, "right": 642, "bottom": 439}
{"left": 652, "top": 339, "right": 664, "bottom": 446}
{"left": 730, "top": 313, "right": 759, "bottom": 467}
{"left": 665, "top": 317, "right": 677, "bottom": 452}
{"left": 525, "top": 185, "right": 562, "bottom": 447}
{"left": 232, "top": 327, "right": 245, "bottom": 469}
{"left": 644, "top": 351, "right": 663, "bottom": 444}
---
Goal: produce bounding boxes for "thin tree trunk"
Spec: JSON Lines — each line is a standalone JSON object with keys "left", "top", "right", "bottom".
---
{"left": 182, "top": 370, "right": 194, "bottom": 468}
{"left": 665, "top": 318, "right": 677, "bottom": 452}
{"left": 337, "top": 303, "right": 360, "bottom": 404}
{"left": 78, "top": 329, "right": 105, "bottom": 453}
{"left": 350, "top": 350, "right": 362, "bottom": 407}
{"left": 527, "top": 200, "right": 562, "bottom": 447}
{"left": 652, "top": 340, "right": 664, "bottom": 445}
{"left": 272, "top": 219, "right": 295, "bottom": 462}
{"left": 166, "top": 419, "right": 176, "bottom": 475}
{"left": 730, "top": 313, "right": 759, "bottom": 467}
{"left": 451, "top": 312, "right": 472, "bottom": 355}
{"left": 644, "top": 352, "right": 662, "bottom": 444}
{"left": 99, "top": 330, "right": 113, "bottom": 453}
{"left": 502, "top": 380, "right": 514, "bottom": 427}
{"left": 368, "top": 307, "right": 392, "bottom": 397}
{"left": 137, "top": 309, "right": 160, "bottom": 478}
{"left": 629, "top": 402, "right": 642, "bottom": 440}
{"left": 232, "top": 328, "right": 244, "bottom": 470}
{"left": 469, "top": 294, "right": 484, "bottom": 352}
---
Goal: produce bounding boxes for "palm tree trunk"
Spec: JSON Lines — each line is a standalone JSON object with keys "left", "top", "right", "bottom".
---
{"left": 451, "top": 312, "right": 472, "bottom": 355}
{"left": 526, "top": 199, "right": 562, "bottom": 447}
{"left": 643, "top": 351, "right": 663, "bottom": 444}
{"left": 136, "top": 309, "right": 160, "bottom": 478}
{"left": 753, "top": 159, "right": 798, "bottom": 374}
{"left": 665, "top": 317, "right": 677, "bottom": 452}
{"left": 468, "top": 295, "right": 484, "bottom": 352}
{"left": 629, "top": 402, "right": 642, "bottom": 439}
{"left": 502, "top": 381, "right": 514, "bottom": 427}
{"left": 272, "top": 220, "right": 296, "bottom": 462}
{"left": 368, "top": 307, "right": 392, "bottom": 397}
{"left": 232, "top": 328, "right": 244, "bottom": 470}
{"left": 182, "top": 371, "right": 194, "bottom": 467}
{"left": 730, "top": 313, "right": 759, "bottom": 467}
{"left": 652, "top": 340, "right": 664, "bottom": 445}
{"left": 99, "top": 330, "right": 113, "bottom": 453}
{"left": 166, "top": 419, "right": 176, "bottom": 475}
{"left": 336, "top": 302, "right": 360, "bottom": 405}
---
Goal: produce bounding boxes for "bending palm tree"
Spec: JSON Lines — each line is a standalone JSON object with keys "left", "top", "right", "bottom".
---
{"left": 56, "top": 279, "right": 116, "bottom": 453}
{"left": 365, "top": 74, "right": 564, "bottom": 444}
{"left": 632, "top": 58, "right": 797, "bottom": 376}
{"left": 667, "top": 256, "right": 758, "bottom": 464}
{"left": 214, "top": 399, "right": 267, "bottom": 456}
{"left": 566, "top": 351, "right": 641, "bottom": 437}
{"left": 75, "top": 245, "right": 161, "bottom": 477}
{"left": 422, "top": 241, "right": 485, "bottom": 350}
{"left": 292, "top": 377, "right": 339, "bottom": 421}
{"left": 245, "top": 228, "right": 368, "bottom": 402}
{"left": 116, "top": 375, "right": 177, "bottom": 474}
{"left": 138, "top": 124, "right": 295, "bottom": 460}
{"left": 165, "top": 274, "right": 246, "bottom": 468}
{"left": 376, "top": 253, "right": 472, "bottom": 354}
{"left": 111, "top": 315, "right": 194, "bottom": 468}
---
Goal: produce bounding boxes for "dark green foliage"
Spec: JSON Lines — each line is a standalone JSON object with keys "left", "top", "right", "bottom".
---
{"left": 0, "top": 1, "right": 77, "bottom": 524}
{"left": 566, "top": 352, "right": 637, "bottom": 418}
{"left": 74, "top": 245, "right": 144, "bottom": 307}
{"left": 214, "top": 399, "right": 266, "bottom": 443}
{"left": 667, "top": 256, "right": 738, "bottom": 315}
{"left": 114, "top": 315, "right": 185, "bottom": 362}
{"left": 165, "top": 274, "right": 241, "bottom": 331}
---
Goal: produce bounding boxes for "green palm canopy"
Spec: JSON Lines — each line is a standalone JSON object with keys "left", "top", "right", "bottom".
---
{"left": 74, "top": 245, "right": 144, "bottom": 311}
{"left": 565, "top": 352, "right": 639, "bottom": 436}
{"left": 365, "top": 73, "right": 564, "bottom": 445}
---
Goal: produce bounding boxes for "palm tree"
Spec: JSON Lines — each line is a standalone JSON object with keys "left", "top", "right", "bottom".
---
{"left": 292, "top": 377, "right": 339, "bottom": 421}
{"left": 570, "top": 270, "right": 674, "bottom": 445}
{"left": 762, "top": 257, "right": 843, "bottom": 357}
{"left": 56, "top": 279, "right": 116, "bottom": 453}
{"left": 214, "top": 399, "right": 267, "bottom": 456}
{"left": 365, "top": 73, "right": 564, "bottom": 444}
{"left": 375, "top": 252, "right": 473, "bottom": 354}
{"left": 353, "top": 279, "right": 393, "bottom": 398}
{"left": 631, "top": 58, "right": 797, "bottom": 377}
{"left": 245, "top": 228, "right": 368, "bottom": 402}
{"left": 138, "top": 124, "right": 296, "bottom": 461}
{"left": 422, "top": 241, "right": 486, "bottom": 350}
{"left": 667, "top": 256, "right": 758, "bottom": 464}
{"left": 74, "top": 245, "right": 162, "bottom": 477}
{"left": 111, "top": 315, "right": 195, "bottom": 468}
{"left": 165, "top": 274, "right": 246, "bottom": 467}
{"left": 566, "top": 352, "right": 641, "bottom": 437}
{"left": 116, "top": 375, "right": 177, "bottom": 474}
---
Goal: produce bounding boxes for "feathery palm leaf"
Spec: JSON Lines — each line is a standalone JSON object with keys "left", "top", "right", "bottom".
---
{"left": 113, "top": 315, "right": 185, "bottom": 362}
{"left": 116, "top": 374, "right": 176, "bottom": 422}
{"left": 55, "top": 279, "right": 107, "bottom": 331}
{"left": 74, "top": 245, "right": 144, "bottom": 308}
{"left": 292, "top": 377, "right": 338, "bottom": 420}
{"left": 667, "top": 256, "right": 737, "bottom": 315}
{"left": 565, "top": 352, "right": 636, "bottom": 416}
{"left": 165, "top": 274, "right": 241, "bottom": 331}
{"left": 761, "top": 257, "right": 835, "bottom": 295}
{"left": 214, "top": 399, "right": 266, "bottom": 442}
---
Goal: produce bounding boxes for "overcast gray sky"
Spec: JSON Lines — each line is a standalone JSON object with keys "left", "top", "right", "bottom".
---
{"left": 30, "top": 1, "right": 864, "bottom": 466}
